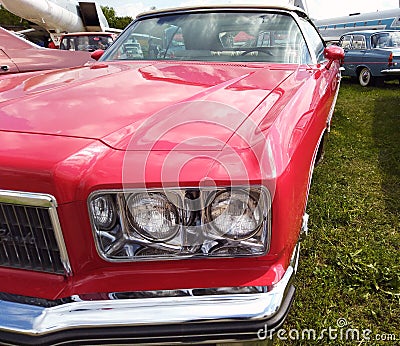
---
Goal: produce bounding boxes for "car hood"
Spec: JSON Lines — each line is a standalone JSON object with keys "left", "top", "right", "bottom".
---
{"left": 0, "top": 61, "right": 295, "bottom": 151}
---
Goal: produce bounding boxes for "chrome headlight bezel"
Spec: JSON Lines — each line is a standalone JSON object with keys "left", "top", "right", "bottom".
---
{"left": 88, "top": 186, "right": 271, "bottom": 262}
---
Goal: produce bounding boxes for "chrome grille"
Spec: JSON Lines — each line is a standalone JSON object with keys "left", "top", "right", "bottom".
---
{"left": 0, "top": 190, "right": 70, "bottom": 275}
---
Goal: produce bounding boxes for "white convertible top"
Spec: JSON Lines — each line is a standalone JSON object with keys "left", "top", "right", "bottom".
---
{"left": 137, "top": 4, "right": 308, "bottom": 19}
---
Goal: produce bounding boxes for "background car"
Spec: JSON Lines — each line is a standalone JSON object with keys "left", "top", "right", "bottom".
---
{"left": 59, "top": 32, "right": 117, "bottom": 51}
{"left": 0, "top": 5, "right": 343, "bottom": 345}
{"left": 0, "top": 26, "right": 93, "bottom": 75}
{"left": 338, "top": 30, "right": 400, "bottom": 86}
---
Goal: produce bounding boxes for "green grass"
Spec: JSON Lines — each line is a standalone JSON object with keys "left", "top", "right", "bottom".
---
{"left": 278, "top": 81, "right": 400, "bottom": 345}
{"left": 227, "top": 80, "right": 400, "bottom": 346}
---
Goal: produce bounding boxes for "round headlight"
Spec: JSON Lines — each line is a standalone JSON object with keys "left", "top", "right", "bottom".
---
{"left": 91, "top": 195, "right": 117, "bottom": 230}
{"left": 207, "top": 190, "right": 263, "bottom": 240}
{"left": 126, "top": 192, "right": 179, "bottom": 242}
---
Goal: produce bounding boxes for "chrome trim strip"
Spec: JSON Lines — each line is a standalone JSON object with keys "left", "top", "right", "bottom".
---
{"left": 327, "top": 73, "right": 341, "bottom": 132}
{"left": 0, "top": 242, "right": 299, "bottom": 337}
{"left": 0, "top": 189, "right": 72, "bottom": 276}
{"left": 0, "top": 190, "right": 56, "bottom": 208}
{"left": 48, "top": 207, "right": 72, "bottom": 276}
{"left": 381, "top": 68, "right": 400, "bottom": 74}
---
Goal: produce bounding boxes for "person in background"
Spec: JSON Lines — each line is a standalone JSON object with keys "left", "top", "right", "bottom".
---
{"left": 96, "top": 38, "right": 106, "bottom": 50}
{"left": 47, "top": 38, "right": 57, "bottom": 49}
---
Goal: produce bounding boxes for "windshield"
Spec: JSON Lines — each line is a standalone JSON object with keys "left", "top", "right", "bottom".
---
{"left": 102, "top": 11, "right": 311, "bottom": 64}
{"left": 60, "top": 34, "right": 114, "bottom": 51}
{"left": 371, "top": 32, "right": 400, "bottom": 48}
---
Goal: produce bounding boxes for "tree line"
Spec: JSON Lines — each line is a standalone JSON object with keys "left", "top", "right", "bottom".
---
{"left": 0, "top": 5, "right": 133, "bottom": 30}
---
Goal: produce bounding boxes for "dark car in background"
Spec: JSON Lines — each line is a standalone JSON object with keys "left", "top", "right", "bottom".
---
{"left": 0, "top": 27, "right": 94, "bottom": 75}
{"left": 338, "top": 30, "right": 400, "bottom": 86}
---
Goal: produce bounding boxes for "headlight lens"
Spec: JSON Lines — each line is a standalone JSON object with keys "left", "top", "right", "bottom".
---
{"left": 91, "top": 195, "right": 116, "bottom": 230}
{"left": 207, "top": 190, "right": 263, "bottom": 240}
{"left": 89, "top": 186, "right": 270, "bottom": 261}
{"left": 126, "top": 192, "right": 179, "bottom": 241}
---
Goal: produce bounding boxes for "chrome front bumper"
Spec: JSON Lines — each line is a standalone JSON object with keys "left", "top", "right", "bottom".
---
{"left": 0, "top": 244, "right": 299, "bottom": 345}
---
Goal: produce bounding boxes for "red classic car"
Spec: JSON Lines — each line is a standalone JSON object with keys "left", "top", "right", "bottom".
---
{"left": 0, "top": 27, "right": 93, "bottom": 74}
{"left": 0, "top": 5, "right": 343, "bottom": 345}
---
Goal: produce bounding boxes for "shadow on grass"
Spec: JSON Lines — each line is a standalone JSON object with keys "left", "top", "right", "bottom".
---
{"left": 373, "top": 88, "right": 400, "bottom": 216}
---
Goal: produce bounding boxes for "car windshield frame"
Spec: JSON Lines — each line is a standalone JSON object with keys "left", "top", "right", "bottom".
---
{"left": 101, "top": 9, "right": 313, "bottom": 64}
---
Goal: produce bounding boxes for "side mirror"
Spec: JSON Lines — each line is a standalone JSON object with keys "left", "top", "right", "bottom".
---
{"left": 323, "top": 45, "right": 345, "bottom": 70}
{"left": 91, "top": 49, "right": 104, "bottom": 61}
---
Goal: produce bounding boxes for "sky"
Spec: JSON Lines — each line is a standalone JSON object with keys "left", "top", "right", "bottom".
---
{"left": 96, "top": 0, "right": 399, "bottom": 20}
